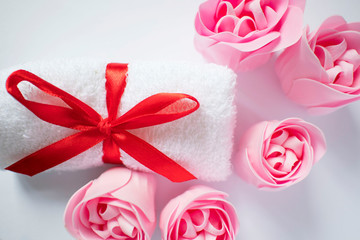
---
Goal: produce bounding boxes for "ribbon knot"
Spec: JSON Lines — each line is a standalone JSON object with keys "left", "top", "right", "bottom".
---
{"left": 98, "top": 118, "right": 112, "bottom": 136}
{"left": 5, "top": 63, "right": 199, "bottom": 182}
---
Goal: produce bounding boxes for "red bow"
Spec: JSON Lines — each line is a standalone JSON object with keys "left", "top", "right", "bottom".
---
{"left": 5, "top": 63, "right": 199, "bottom": 182}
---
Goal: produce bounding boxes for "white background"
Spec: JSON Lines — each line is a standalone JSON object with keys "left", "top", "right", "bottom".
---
{"left": 0, "top": 0, "right": 359, "bottom": 239}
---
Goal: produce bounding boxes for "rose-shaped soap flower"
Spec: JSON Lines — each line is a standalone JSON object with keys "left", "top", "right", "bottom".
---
{"left": 64, "top": 168, "right": 156, "bottom": 240}
{"left": 160, "top": 185, "right": 239, "bottom": 240}
{"left": 276, "top": 16, "right": 360, "bottom": 114}
{"left": 235, "top": 118, "right": 326, "bottom": 189}
{"left": 194, "top": 0, "right": 306, "bottom": 71}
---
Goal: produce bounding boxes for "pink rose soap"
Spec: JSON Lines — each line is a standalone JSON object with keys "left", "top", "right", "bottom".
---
{"left": 235, "top": 118, "right": 326, "bottom": 190}
{"left": 195, "top": 0, "right": 305, "bottom": 71}
{"left": 276, "top": 16, "right": 360, "bottom": 114}
{"left": 0, "top": 59, "right": 236, "bottom": 181}
{"left": 160, "top": 185, "right": 239, "bottom": 240}
{"left": 64, "top": 167, "right": 156, "bottom": 240}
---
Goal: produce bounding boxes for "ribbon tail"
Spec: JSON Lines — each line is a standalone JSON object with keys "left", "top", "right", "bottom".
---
{"left": 102, "top": 138, "right": 122, "bottom": 164}
{"left": 112, "top": 130, "right": 196, "bottom": 182}
{"left": 6, "top": 129, "right": 105, "bottom": 176}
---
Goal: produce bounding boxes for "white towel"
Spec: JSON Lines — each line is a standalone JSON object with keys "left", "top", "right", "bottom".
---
{"left": 0, "top": 59, "right": 236, "bottom": 181}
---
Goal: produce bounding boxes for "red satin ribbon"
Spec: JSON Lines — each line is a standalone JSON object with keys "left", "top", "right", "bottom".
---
{"left": 5, "top": 63, "right": 199, "bottom": 182}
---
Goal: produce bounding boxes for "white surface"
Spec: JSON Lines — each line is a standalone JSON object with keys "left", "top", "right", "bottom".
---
{"left": 0, "top": 0, "right": 359, "bottom": 239}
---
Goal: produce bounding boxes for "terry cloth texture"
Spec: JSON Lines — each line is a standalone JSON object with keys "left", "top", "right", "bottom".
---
{"left": 0, "top": 59, "right": 236, "bottom": 181}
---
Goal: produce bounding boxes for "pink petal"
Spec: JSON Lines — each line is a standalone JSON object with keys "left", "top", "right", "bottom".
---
{"left": 160, "top": 202, "right": 181, "bottom": 240}
{"left": 319, "top": 31, "right": 360, "bottom": 53}
{"left": 82, "top": 168, "right": 132, "bottom": 203}
{"left": 314, "top": 45, "right": 335, "bottom": 69}
{"left": 215, "top": 15, "right": 238, "bottom": 33}
{"left": 236, "top": 51, "right": 273, "bottom": 71}
{"left": 193, "top": 231, "right": 206, "bottom": 240}
{"left": 287, "top": 77, "right": 360, "bottom": 108}
{"left": 263, "top": 6, "right": 281, "bottom": 30}
{"left": 195, "top": 12, "right": 217, "bottom": 36}
{"left": 283, "top": 118, "right": 326, "bottom": 164}
{"left": 220, "top": 31, "right": 280, "bottom": 51}
{"left": 278, "top": 123, "right": 311, "bottom": 144}
{"left": 196, "top": 0, "right": 222, "bottom": 33}
{"left": 270, "top": 6, "right": 304, "bottom": 52}
{"left": 197, "top": 203, "right": 237, "bottom": 238}
{"left": 341, "top": 49, "right": 360, "bottom": 70}
{"left": 296, "top": 121, "right": 326, "bottom": 164}
{"left": 263, "top": 158, "right": 288, "bottom": 177}
{"left": 194, "top": 32, "right": 247, "bottom": 66}
{"left": 64, "top": 181, "right": 93, "bottom": 238}
{"left": 266, "top": 0, "right": 289, "bottom": 25}
{"left": 334, "top": 60, "right": 354, "bottom": 86}
{"left": 111, "top": 171, "right": 156, "bottom": 222}
{"left": 179, "top": 212, "right": 197, "bottom": 238}
{"left": 279, "top": 149, "right": 299, "bottom": 172}
{"left": 263, "top": 121, "right": 282, "bottom": 141}
{"left": 317, "top": 15, "right": 348, "bottom": 33}
{"left": 335, "top": 22, "right": 360, "bottom": 32}
{"left": 233, "top": 16, "right": 256, "bottom": 37}
{"left": 117, "top": 214, "right": 137, "bottom": 238}
{"left": 276, "top": 32, "right": 329, "bottom": 94}
{"left": 270, "top": 159, "right": 302, "bottom": 184}
{"left": 127, "top": 205, "right": 154, "bottom": 240}
{"left": 245, "top": 148, "right": 277, "bottom": 186}
{"left": 205, "top": 210, "right": 226, "bottom": 236}
{"left": 279, "top": 141, "right": 313, "bottom": 183}
{"left": 216, "top": 1, "right": 235, "bottom": 19}
{"left": 326, "top": 65, "right": 343, "bottom": 83}
{"left": 162, "top": 185, "right": 226, "bottom": 229}
{"left": 188, "top": 209, "right": 209, "bottom": 232}
{"left": 329, "top": 81, "right": 360, "bottom": 94}
{"left": 98, "top": 203, "right": 120, "bottom": 221}
{"left": 266, "top": 144, "right": 285, "bottom": 158}
{"left": 246, "top": 0, "right": 267, "bottom": 30}
{"left": 203, "top": 232, "right": 218, "bottom": 240}
{"left": 107, "top": 218, "right": 125, "bottom": 239}
{"left": 282, "top": 135, "right": 304, "bottom": 158}
{"left": 209, "top": 30, "right": 247, "bottom": 43}
{"left": 91, "top": 223, "right": 111, "bottom": 239}
{"left": 119, "top": 208, "right": 141, "bottom": 231}
{"left": 217, "top": 3, "right": 281, "bottom": 44}
{"left": 266, "top": 156, "right": 285, "bottom": 169}
{"left": 87, "top": 199, "right": 106, "bottom": 225}
{"left": 74, "top": 203, "right": 103, "bottom": 240}
{"left": 101, "top": 199, "right": 131, "bottom": 211}
{"left": 289, "top": 0, "right": 306, "bottom": 10}
{"left": 233, "top": 0, "right": 245, "bottom": 16}
{"left": 79, "top": 203, "right": 91, "bottom": 228}
{"left": 322, "top": 37, "right": 347, "bottom": 62}
{"left": 341, "top": 31, "right": 360, "bottom": 54}
{"left": 351, "top": 70, "right": 360, "bottom": 93}
{"left": 238, "top": 121, "right": 277, "bottom": 185}
{"left": 270, "top": 129, "right": 289, "bottom": 145}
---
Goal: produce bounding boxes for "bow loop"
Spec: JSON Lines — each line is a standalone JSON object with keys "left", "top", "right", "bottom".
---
{"left": 6, "top": 69, "right": 102, "bottom": 130}
{"left": 112, "top": 93, "right": 200, "bottom": 130}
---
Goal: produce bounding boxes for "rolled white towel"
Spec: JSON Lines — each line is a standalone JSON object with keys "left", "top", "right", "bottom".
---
{"left": 0, "top": 59, "right": 236, "bottom": 181}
